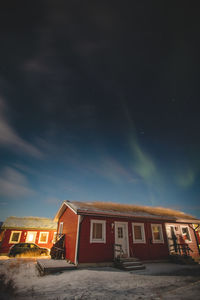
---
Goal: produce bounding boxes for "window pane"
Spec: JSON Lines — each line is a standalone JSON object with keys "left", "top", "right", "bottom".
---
{"left": 118, "top": 227, "right": 123, "bottom": 238}
{"left": 152, "top": 226, "right": 161, "bottom": 240}
{"left": 27, "top": 233, "right": 34, "bottom": 242}
{"left": 92, "top": 223, "right": 102, "bottom": 239}
{"left": 182, "top": 227, "right": 191, "bottom": 241}
{"left": 40, "top": 233, "right": 48, "bottom": 242}
{"left": 11, "top": 233, "right": 20, "bottom": 242}
{"left": 134, "top": 226, "right": 142, "bottom": 240}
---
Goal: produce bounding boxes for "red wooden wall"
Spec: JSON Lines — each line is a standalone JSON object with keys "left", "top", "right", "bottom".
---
{"left": 0, "top": 229, "right": 56, "bottom": 254}
{"left": 78, "top": 216, "right": 169, "bottom": 263}
{"left": 58, "top": 207, "right": 78, "bottom": 263}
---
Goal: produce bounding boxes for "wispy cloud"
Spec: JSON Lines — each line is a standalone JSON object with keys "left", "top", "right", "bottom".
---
{"left": 175, "top": 167, "right": 196, "bottom": 188}
{"left": 0, "top": 98, "right": 43, "bottom": 158}
{"left": 87, "top": 155, "right": 136, "bottom": 184}
{"left": 0, "top": 167, "right": 35, "bottom": 197}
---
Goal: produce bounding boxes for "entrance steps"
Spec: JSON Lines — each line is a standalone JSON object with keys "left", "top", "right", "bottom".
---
{"left": 114, "top": 257, "right": 145, "bottom": 271}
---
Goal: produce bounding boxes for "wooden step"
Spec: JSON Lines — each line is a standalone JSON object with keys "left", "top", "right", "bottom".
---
{"left": 116, "top": 257, "right": 140, "bottom": 262}
{"left": 124, "top": 265, "right": 146, "bottom": 271}
{"left": 114, "top": 257, "right": 146, "bottom": 271}
{"left": 122, "top": 261, "right": 143, "bottom": 267}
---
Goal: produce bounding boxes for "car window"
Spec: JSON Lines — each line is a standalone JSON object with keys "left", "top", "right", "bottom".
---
{"left": 30, "top": 244, "right": 37, "bottom": 249}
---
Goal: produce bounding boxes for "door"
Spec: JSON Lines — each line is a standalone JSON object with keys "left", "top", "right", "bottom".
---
{"left": 26, "top": 231, "right": 37, "bottom": 243}
{"left": 165, "top": 225, "right": 179, "bottom": 254}
{"left": 115, "top": 222, "right": 129, "bottom": 258}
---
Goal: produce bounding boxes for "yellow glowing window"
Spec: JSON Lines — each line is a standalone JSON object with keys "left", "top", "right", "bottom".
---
{"left": 151, "top": 224, "right": 164, "bottom": 243}
{"left": 39, "top": 232, "right": 49, "bottom": 243}
{"left": 26, "top": 232, "right": 37, "bottom": 243}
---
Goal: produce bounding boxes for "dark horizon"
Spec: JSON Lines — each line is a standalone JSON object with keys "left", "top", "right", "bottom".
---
{"left": 0, "top": 1, "right": 200, "bottom": 221}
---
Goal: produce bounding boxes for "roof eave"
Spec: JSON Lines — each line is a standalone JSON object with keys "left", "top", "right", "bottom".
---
{"left": 53, "top": 200, "right": 78, "bottom": 222}
{"left": 76, "top": 209, "right": 200, "bottom": 223}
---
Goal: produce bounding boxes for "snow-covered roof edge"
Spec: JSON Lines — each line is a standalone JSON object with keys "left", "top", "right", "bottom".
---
{"left": 2, "top": 216, "right": 57, "bottom": 230}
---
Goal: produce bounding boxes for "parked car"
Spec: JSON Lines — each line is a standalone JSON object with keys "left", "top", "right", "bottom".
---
{"left": 9, "top": 243, "right": 49, "bottom": 257}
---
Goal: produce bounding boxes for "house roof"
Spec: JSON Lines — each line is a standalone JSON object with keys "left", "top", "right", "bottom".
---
{"left": 2, "top": 216, "right": 57, "bottom": 230}
{"left": 54, "top": 200, "right": 200, "bottom": 223}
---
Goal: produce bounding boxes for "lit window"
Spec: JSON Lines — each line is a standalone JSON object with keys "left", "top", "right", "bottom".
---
{"left": 39, "top": 232, "right": 49, "bottom": 244}
{"left": 26, "top": 232, "right": 37, "bottom": 243}
{"left": 132, "top": 223, "right": 146, "bottom": 243}
{"left": 90, "top": 220, "right": 106, "bottom": 243}
{"left": 181, "top": 226, "right": 191, "bottom": 242}
{"left": 151, "top": 224, "right": 164, "bottom": 243}
{"left": 9, "top": 231, "right": 21, "bottom": 244}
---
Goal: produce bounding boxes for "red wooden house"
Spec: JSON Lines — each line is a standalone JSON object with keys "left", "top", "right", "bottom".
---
{"left": 53, "top": 201, "right": 200, "bottom": 264}
{"left": 0, "top": 216, "right": 57, "bottom": 255}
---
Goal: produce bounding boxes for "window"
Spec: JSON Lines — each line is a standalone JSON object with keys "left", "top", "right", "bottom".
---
{"left": 132, "top": 223, "right": 146, "bottom": 243}
{"left": 39, "top": 232, "right": 49, "bottom": 244}
{"left": 58, "top": 222, "right": 63, "bottom": 235}
{"left": 9, "top": 231, "right": 21, "bottom": 244}
{"left": 181, "top": 226, "right": 191, "bottom": 242}
{"left": 151, "top": 224, "right": 164, "bottom": 243}
{"left": 26, "top": 231, "right": 37, "bottom": 243}
{"left": 118, "top": 227, "right": 123, "bottom": 238}
{"left": 90, "top": 220, "right": 106, "bottom": 243}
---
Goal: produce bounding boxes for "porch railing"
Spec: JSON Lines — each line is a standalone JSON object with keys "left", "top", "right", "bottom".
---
{"left": 169, "top": 243, "right": 193, "bottom": 256}
{"left": 114, "top": 243, "right": 124, "bottom": 260}
{"left": 50, "top": 234, "right": 65, "bottom": 259}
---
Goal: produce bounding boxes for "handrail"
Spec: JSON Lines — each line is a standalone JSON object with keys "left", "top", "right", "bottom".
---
{"left": 170, "top": 242, "right": 193, "bottom": 256}
{"left": 50, "top": 234, "right": 65, "bottom": 259}
{"left": 114, "top": 243, "right": 124, "bottom": 260}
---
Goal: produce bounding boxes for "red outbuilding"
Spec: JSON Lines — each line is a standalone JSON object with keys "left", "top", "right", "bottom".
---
{"left": 0, "top": 216, "right": 57, "bottom": 255}
{"left": 53, "top": 201, "right": 200, "bottom": 264}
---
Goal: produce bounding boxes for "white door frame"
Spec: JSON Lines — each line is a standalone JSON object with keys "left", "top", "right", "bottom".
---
{"left": 115, "top": 221, "right": 129, "bottom": 257}
{"left": 165, "top": 224, "right": 179, "bottom": 253}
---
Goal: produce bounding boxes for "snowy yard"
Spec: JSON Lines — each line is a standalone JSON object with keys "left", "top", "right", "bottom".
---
{"left": 0, "top": 257, "right": 200, "bottom": 300}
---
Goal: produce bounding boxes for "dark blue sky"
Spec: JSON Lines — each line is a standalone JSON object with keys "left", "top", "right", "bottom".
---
{"left": 0, "top": 1, "right": 200, "bottom": 220}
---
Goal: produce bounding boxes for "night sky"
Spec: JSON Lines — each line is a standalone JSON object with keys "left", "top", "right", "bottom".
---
{"left": 0, "top": 2, "right": 200, "bottom": 221}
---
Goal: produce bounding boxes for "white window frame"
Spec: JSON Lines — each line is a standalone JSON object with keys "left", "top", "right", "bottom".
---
{"left": 180, "top": 225, "right": 192, "bottom": 243}
{"left": 132, "top": 223, "right": 146, "bottom": 243}
{"left": 151, "top": 224, "right": 164, "bottom": 243}
{"left": 9, "top": 231, "right": 22, "bottom": 244}
{"left": 58, "top": 222, "right": 63, "bottom": 235}
{"left": 90, "top": 220, "right": 106, "bottom": 243}
{"left": 38, "top": 232, "right": 49, "bottom": 244}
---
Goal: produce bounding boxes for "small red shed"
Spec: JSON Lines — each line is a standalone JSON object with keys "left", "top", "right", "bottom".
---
{"left": 54, "top": 201, "right": 200, "bottom": 264}
{"left": 0, "top": 216, "right": 57, "bottom": 255}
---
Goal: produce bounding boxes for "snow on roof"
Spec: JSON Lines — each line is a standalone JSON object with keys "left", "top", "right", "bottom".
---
{"left": 2, "top": 216, "right": 57, "bottom": 230}
{"left": 59, "top": 201, "right": 200, "bottom": 223}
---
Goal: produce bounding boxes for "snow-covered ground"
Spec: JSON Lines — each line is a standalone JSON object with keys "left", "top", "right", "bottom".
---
{"left": 0, "top": 257, "right": 200, "bottom": 300}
